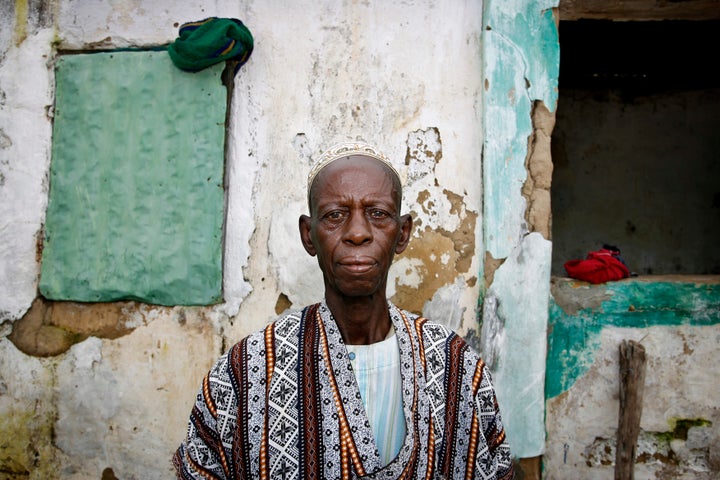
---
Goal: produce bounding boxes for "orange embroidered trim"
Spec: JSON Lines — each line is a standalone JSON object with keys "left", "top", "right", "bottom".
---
{"left": 317, "top": 308, "right": 366, "bottom": 477}
{"left": 202, "top": 374, "right": 217, "bottom": 417}
{"left": 259, "top": 324, "right": 275, "bottom": 480}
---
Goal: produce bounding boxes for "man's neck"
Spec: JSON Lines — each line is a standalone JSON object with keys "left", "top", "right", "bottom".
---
{"left": 325, "top": 294, "right": 392, "bottom": 345}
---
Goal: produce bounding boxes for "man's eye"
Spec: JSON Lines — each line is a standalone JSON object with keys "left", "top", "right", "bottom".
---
{"left": 369, "top": 209, "right": 389, "bottom": 219}
{"left": 326, "top": 211, "right": 343, "bottom": 220}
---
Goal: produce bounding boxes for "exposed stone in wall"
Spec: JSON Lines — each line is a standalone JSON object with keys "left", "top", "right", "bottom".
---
{"left": 522, "top": 100, "right": 554, "bottom": 240}
{"left": 7, "top": 297, "right": 224, "bottom": 358}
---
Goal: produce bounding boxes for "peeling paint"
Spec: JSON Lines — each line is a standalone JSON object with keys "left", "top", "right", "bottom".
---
{"left": 391, "top": 186, "right": 477, "bottom": 317}
{"left": 0, "top": 0, "right": 488, "bottom": 476}
{"left": 547, "top": 278, "right": 720, "bottom": 398}
{"left": 522, "top": 100, "right": 554, "bottom": 239}
{"left": 481, "top": 0, "right": 560, "bottom": 461}
{"left": 545, "top": 321, "right": 720, "bottom": 478}
{"left": 391, "top": 228, "right": 458, "bottom": 314}
{"left": 482, "top": 0, "right": 559, "bottom": 259}
{"left": 482, "top": 232, "right": 551, "bottom": 457}
{"left": 404, "top": 127, "right": 441, "bottom": 183}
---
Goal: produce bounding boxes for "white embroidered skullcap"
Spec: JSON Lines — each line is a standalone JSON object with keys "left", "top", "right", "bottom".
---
{"left": 307, "top": 141, "right": 401, "bottom": 196}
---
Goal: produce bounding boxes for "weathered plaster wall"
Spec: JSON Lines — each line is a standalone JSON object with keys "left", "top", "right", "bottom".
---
{"left": 481, "top": 0, "right": 559, "bottom": 459}
{"left": 0, "top": 0, "right": 491, "bottom": 477}
{"left": 545, "top": 277, "right": 720, "bottom": 479}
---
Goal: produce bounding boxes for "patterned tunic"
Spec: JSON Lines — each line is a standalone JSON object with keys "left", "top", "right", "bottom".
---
{"left": 173, "top": 302, "right": 514, "bottom": 479}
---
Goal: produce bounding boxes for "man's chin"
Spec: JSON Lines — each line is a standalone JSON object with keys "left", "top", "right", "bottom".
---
{"left": 332, "top": 282, "right": 386, "bottom": 299}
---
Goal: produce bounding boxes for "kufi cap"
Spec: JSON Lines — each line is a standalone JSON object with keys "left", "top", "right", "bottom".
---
{"left": 307, "top": 141, "right": 401, "bottom": 197}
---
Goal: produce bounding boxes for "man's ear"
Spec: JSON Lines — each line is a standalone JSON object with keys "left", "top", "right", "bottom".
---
{"left": 394, "top": 214, "right": 413, "bottom": 254}
{"left": 299, "top": 214, "right": 317, "bottom": 256}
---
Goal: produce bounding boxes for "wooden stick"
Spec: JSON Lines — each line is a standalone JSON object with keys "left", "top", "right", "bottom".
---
{"left": 615, "top": 340, "right": 647, "bottom": 480}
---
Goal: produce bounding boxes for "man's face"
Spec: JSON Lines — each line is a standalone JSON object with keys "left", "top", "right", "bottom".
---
{"left": 300, "top": 156, "right": 412, "bottom": 300}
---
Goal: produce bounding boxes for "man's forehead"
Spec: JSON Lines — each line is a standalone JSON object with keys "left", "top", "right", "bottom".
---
{"left": 312, "top": 156, "right": 397, "bottom": 195}
{"left": 307, "top": 141, "right": 400, "bottom": 198}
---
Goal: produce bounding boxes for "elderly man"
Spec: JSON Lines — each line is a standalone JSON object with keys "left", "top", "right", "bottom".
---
{"left": 174, "top": 141, "right": 514, "bottom": 479}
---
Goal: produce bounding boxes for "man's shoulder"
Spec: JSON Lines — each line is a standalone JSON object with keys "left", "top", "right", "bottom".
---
{"left": 393, "top": 306, "right": 484, "bottom": 362}
{"left": 225, "top": 304, "right": 316, "bottom": 352}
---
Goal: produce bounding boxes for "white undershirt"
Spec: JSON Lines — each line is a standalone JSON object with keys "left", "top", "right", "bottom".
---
{"left": 346, "top": 331, "right": 406, "bottom": 466}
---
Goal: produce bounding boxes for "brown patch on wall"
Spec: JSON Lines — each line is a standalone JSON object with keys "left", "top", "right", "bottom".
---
{"left": 441, "top": 189, "right": 477, "bottom": 274}
{"left": 392, "top": 228, "right": 458, "bottom": 314}
{"left": 416, "top": 189, "right": 434, "bottom": 216}
{"left": 484, "top": 252, "right": 505, "bottom": 288}
{"left": 47, "top": 301, "right": 138, "bottom": 338}
{"left": 8, "top": 297, "right": 138, "bottom": 357}
{"left": 9, "top": 297, "right": 76, "bottom": 356}
{"left": 392, "top": 186, "right": 477, "bottom": 313}
{"left": 392, "top": 196, "right": 477, "bottom": 313}
{"left": 550, "top": 276, "right": 612, "bottom": 315}
{"left": 522, "top": 100, "right": 555, "bottom": 240}
{"left": 516, "top": 456, "right": 542, "bottom": 480}
{"left": 275, "top": 293, "right": 292, "bottom": 315}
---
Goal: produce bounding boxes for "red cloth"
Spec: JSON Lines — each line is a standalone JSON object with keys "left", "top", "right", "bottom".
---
{"left": 564, "top": 248, "right": 630, "bottom": 284}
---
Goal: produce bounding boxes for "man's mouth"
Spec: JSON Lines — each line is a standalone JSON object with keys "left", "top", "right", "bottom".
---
{"left": 338, "top": 257, "right": 376, "bottom": 274}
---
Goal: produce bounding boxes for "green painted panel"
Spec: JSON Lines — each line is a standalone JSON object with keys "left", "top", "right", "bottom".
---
{"left": 546, "top": 280, "right": 720, "bottom": 399}
{"left": 40, "top": 51, "right": 226, "bottom": 306}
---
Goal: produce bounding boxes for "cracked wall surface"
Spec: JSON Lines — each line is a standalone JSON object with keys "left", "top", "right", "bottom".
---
{"left": 545, "top": 276, "right": 720, "bottom": 479}
{"left": 481, "top": 0, "right": 559, "bottom": 459}
{"left": 0, "top": 1, "right": 488, "bottom": 477}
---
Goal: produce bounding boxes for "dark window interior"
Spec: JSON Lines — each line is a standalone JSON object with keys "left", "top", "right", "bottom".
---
{"left": 551, "top": 20, "right": 720, "bottom": 275}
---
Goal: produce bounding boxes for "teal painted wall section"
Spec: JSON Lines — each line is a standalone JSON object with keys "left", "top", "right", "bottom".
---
{"left": 40, "top": 51, "right": 226, "bottom": 306}
{"left": 481, "top": 0, "right": 559, "bottom": 458}
{"left": 483, "top": 233, "right": 551, "bottom": 458}
{"left": 482, "top": 0, "right": 559, "bottom": 259}
{"left": 547, "top": 279, "right": 720, "bottom": 399}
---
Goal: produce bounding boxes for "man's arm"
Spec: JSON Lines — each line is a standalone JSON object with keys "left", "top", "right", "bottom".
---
{"left": 173, "top": 358, "right": 233, "bottom": 479}
{"left": 474, "top": 363, "right": 515, "bottom": 480}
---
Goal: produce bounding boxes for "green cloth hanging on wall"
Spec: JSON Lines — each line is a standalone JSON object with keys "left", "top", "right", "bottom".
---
{"left": 168, "top": 17, "right": 254, "bottom": 72}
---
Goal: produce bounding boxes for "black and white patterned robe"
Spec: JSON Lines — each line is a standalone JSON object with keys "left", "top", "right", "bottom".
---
{"left": 174, "top": 302, "right": 514, "bottom": 479}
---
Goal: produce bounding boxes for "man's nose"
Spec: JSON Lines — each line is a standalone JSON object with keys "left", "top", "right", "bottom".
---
{"left": 344, "top": 210, "right": 372, "bottom": 245}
